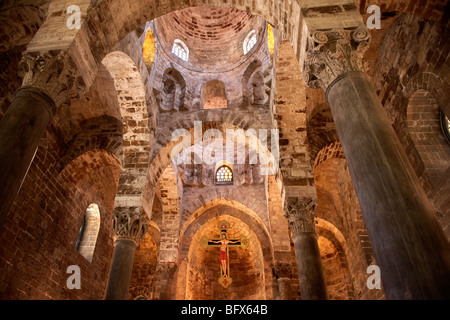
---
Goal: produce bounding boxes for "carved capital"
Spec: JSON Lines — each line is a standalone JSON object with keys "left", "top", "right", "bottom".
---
{"left": 156, "top": 262, "right": 178, "bottom": 278}
{"left": 284, "top": 197, "right": 318, "bottom": 237}
{"left": 274, "top": 262, "right": 292, "bottom": 279}
{"left": 112, "top": 207, "right": 149, "bottom": 246}
{"left": 302, "top": 28, "right": 370, "bottom": 89}
{"left": 19, "top": 50, "right": 86, "bottom": 108}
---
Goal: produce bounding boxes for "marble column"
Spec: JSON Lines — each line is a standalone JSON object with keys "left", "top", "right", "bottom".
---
{"left": 302, "top": 28, "right": 450, "bottom": 299}
{"left": 0, "top": 51, "right": 84, "bottom": 227}
{"left": 274, "top": 262, "right": 292, "bottom": 300}
{"left": 284, "top": 198, "right": 328, "bottom": 300}
{"left": 105, "top": 207, "right": 149, "bottom": 300}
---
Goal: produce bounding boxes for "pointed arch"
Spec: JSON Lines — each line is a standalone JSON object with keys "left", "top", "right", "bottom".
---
{"left": 101, "top": 51, "right": 152, "bottom": 210}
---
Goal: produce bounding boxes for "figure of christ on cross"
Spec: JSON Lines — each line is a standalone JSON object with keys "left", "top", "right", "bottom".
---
{"left": 209, "top": 233, "right": 241, "bottom": 279}
{"left": 199, "top": 220, "right": 248, "bottom": 288}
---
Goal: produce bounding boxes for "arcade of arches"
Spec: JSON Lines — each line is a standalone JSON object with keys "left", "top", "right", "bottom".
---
{"left": 0, "top": 0, "right": 449, "bottom": 300}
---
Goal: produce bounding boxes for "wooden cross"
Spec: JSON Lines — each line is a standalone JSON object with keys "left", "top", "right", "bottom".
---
{"left": 200, "top": 220, "right": 248, "bottom": 288}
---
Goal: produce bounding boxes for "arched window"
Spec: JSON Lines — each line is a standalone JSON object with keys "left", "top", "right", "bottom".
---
{"left": 406, "top": 90, "right": 450, "bottom": 184}
{"left": 267, "top": 23, "right": 275, "bottom": 59}
{"left": 243, "top": 30, "right": 257, "bottom": 55}
{"left": 76, "top": 203, "right": 101, "bottom": 262}
{"left": 75, "top": 216, "right": 85, "bottom": 251}
{"left": 172, "top": 39, "right": 189, "bottom": 61}
{"left": 216, "top": 165, "right": 233, "bottom": 184}
{"left": 142, "top": 27, "right": 156, "bottom": 70}
{"left": 201, "top": 80, "right": 227, "bottom": 109}
{"left": 441, "top": 110, "right": 450, "bottom": 143}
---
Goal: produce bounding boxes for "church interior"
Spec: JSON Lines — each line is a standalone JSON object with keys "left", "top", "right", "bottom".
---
{"left": 0, "top": 0, "right": 449, "bottom": 300}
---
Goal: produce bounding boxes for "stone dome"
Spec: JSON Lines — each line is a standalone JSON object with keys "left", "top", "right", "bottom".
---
{"left": 154, "top": 6, "right": 267, "bottom": 73}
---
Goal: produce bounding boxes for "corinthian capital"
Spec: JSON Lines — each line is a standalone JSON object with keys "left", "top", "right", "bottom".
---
{"left": 112, "top": 207, "right": 149, "bottom": 246}
{"left": 19, "top": 50, "right": 86, "bottom": 107}
{"left": 302, "top": 27, "right": 371, "bottom": 89}
{"left": 284, "top": 197, "right": 318, "bottom": 237}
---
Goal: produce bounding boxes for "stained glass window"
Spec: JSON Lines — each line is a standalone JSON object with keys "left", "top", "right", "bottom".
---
{"left": 216, "top": 165, "right": 233, "bottom": 183}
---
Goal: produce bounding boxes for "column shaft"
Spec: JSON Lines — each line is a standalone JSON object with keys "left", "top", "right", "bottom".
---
{"left": 277, "top": 277, "right": 292, "bottom": 300}
{"left": 0, "top": 86, "right": 56, "bottom": 225}
{"left": 105, "top": 239, "right": 137, "bottom": 300}
{"left": 285, "top": 198, "right": 329, "bottom": 300}
{"left": 326, "top": 71, "right": 450, "bottom": 299}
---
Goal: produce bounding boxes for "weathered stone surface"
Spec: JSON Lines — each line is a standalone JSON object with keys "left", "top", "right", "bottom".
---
{"left": 0, "top": 1, "right": 448, "bottom": 302}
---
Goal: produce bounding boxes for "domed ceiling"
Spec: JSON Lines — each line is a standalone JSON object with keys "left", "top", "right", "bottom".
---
{"left": 154, "top": 6, "right": 267, "bottom": 73}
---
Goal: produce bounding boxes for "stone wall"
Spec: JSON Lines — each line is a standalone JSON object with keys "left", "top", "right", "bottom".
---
{"left": 372, "top": 12, "right": 450, "bottom": 238}
{"left": 0, "top": 125, "right": 119, "bottom": 299}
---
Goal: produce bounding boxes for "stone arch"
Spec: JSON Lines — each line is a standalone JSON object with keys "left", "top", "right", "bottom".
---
{"left": 215, "top": 164, "right": 234, "bottom": 184}
{"left": 172, "top": 39, "right": 189, "bottom": 61}
{"left": 404, "top": 72, "right": 450, "bottom": 123}
{"left": 76, "top": 203, "right": 101, "bottom": 263}
{"left": 313, "top": 143, "right": 360, "bottom": 237}
{"left": 129, "top": 231, "right": 160, "bottom": 300}
{"left": 66, "top": 0, "right": 316, "bottom": 101}
{"left": 101, "top": 51, "right": 152, "bottom": 207}
{"left": 406, "top": 89, "right": 450, "bottom": 184}
{"left": 372, "top": 11, "right": 450, "bottom": 199}
{"left": 56, "top": 149, "right": 121, "bottom": 266}
{"left": 266, "top": 174, "right": 292, "bottom": 286}
{"left": 242, "top": 60, "right": 268, "bottom": 106}
{"left": 148, "top": 132, "right": 272, "bottom": 203}
{"left": 59, "top": 61, "right": 124, "bottom": 172}
{"left": 374, "top": 14, "right": 450, "bottom": 125}
{"left": 57, "top": 149, "right": 122, "bottom": 185}
{"left": 178, "top": 151, "right": 204, "bottom": 187}
{"left": 155, "top": 165, "right": 180, "bottom": 263}
{"left": 307, "top": 101, "right": 339, "bottom": 167}
{"left": 201, "top": 80, "right": 227, "bottom": 109}
{"left": 0, "top": 4, "right": 47, "bottom": 118}
{"left": 315, "top": 217, "right": 355, "bottom": 300}
{"left": 176, "top": 201, "right": 274, "bottom": 299}
{"left": 179, "top": 199, "right": 271, "bottom": 247}
{"left": 63, "top": 115, "right": 123, "bottom": 168}
{"left": 387, "top": 71, "right": 450, "bottom": 195}
{"left": 143, "top": 117, "right": 274, "bottom": 217}
{"left": 243, "top": 30, "right": 257, "bottom": 55}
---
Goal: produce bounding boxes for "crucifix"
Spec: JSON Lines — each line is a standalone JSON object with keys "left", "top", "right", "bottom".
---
{"left": 200, "top": 220, "right": 248, "bottom": 288}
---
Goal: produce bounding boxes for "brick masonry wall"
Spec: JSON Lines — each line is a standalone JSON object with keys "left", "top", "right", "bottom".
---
{"left": 314, "top": 144, "right": 386, "bottom": 300}
{"left": 356, "top": 0, "right": 448, "bottom": 24}
{"left": 129, "top": 233, "right": 159, "bottom": 300}
{"left": 183, "top": 213, "right": 270, "bottom": 300}
{"left": 0, "top": 125, "right": 120, "bottom": 299}
{"left": 1, "top": 0, "right": 448, "bottom": 301}
{"left": 372, "top": 12, "right": 450, "bottom": 238}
